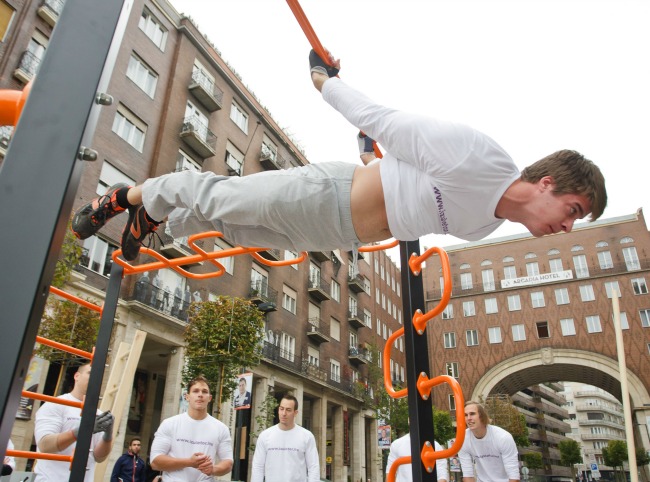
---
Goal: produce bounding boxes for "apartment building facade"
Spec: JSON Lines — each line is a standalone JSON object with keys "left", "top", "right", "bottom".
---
{"left": 0, "top": 0, "right": 408, "bottom": 480}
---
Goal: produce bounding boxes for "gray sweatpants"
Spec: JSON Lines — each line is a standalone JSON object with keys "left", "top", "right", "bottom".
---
{"left": 142, "top": 161, "right": 361, "bottom": 253}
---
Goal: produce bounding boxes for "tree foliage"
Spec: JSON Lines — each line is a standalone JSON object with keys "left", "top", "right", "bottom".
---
{"left": 558, "top": 438, "right": 583, "bottom": 481}
{"left": 637, "top": 447, "right": 650, "bottom": 467}
{"left": 484, "top": 395, "right": 530, "bottom": 447}
{"left": 521, "top": 452, "right": 544, "bottom": 473}
{"left": 183, "top": 297, "right": 265, "bottom": 407}
{"left": 52, "top": 219, "right": 83, "bottom": 289}
{"left": 603, "top": 440, "right": 628, "bottom": 482}
{"left": 432, "top": 407, "right": 456, "bottom": 446}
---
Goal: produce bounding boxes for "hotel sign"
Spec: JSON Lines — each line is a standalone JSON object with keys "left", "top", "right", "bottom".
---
{"left": 501, "top": 270, "right": 573, "bottom": 289}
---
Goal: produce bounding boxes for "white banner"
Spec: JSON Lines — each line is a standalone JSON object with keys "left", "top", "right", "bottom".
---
{"left": 501, "top": 270, "right": 573, "bottom": 289}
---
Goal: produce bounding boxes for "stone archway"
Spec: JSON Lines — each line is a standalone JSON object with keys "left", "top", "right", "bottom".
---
{"left": 471, "top": 347, "right": 650, "bottom": 459}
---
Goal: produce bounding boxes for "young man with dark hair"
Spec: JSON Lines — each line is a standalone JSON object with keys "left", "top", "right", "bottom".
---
{"left": 458, "top": 401, "right": 519, "bottom": 482}
{"left": 72, "top": 51, "right": 606, "bottom": 262}
{"left": 251, "top": 394, "right": 319, "bottom": 482}
{"left": 110, "top": 437, "right": 147, "bottom": 482}
{"left": 34, "top": 363, "right": 114, "bottom": 482}
{"left": 149, "top": 376, "right": 233, "bottom": 481}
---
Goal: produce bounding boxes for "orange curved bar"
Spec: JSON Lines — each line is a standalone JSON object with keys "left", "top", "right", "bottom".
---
{"left": 417, "top": 373, "right": 466, "bottom": 460}
{"left": 285, "top": 0, "right": 329, "bottom": 66}
{"left": 250, "top": 251, "right": 307, "bottom": 267}
{"left": 49, "top": 286, "right": 102, "bottom": 314}
{"left": 383, "top": 327, "right": 407, "bottom": 399}
{"left": 22, "top": 390, "right": 83, "bottom": 409}
{"left": 0, "top": 79, "right": 32, "bottom": 126}
{"left": 410, "top": 247, "right": 452, "bottom": 332}
{"left": 6, "top": 449, "right": 72, "bottom": 462}
{"left": 359, "top": 239, "right": 399, "bottom": 253}
{"left": 35, "top": 336, "right": 93, "bottom": 360}
{"left": 386, "top": 455, "right": 411, "bottom": 482}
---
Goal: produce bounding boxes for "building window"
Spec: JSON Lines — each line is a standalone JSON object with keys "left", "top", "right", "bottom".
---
{"left": 460, "top": 272, "right": 473, "bottom": 290}
{"left": 482, "top": 269, "right": 495, "bottom": 291}
{"left": 282, "top": 285, "right": 297, "bottom": 314}
{"left": 512, "top": 324, "right": 526, "bottom": 341}
{"left": 507, "top": 294, "right": 521, "bottom": 311}
{"left": 250, "top": 266, "right": 268, "bottom": 297}
{"left": 579, "top": 284, "right": 595, "bottom": 302}
{"left": 329, "top": 279, "right": 340, "bottom": 302}
{"left": 307, "top": 346, "right": 320, "bottom": 367}
{"left": 364, "top": 309, "right": 372, "bottom": 328}
{"left": 127, "top": 53, "right": 158, "bottom": 98}
{"left": 463, "top": 301, "right": 476, "bottom": 317}
{"left": 443, "top": 332, "right": 456, "bottom": 349}
{"left": 284, "top": 250, "right": 299, "bottom": 270}
{"left": 640, "top": 309, "right": 650, "bottom": 328}
{"left": 139, "top": 8, "right": 167, "bottom": 50}
{"left": 97, "top": 162, "right": 135, "bottom": 195}
{"left": 112, "top": 105, "right": 146, "bottom": 151}
{"left": 330, "top": 359, "right": 341, "bottom": 382}
{"left": 586, "top": 315, "right": 602, "bottom": 333}
{"left": 448, "top": 394, "right": 456, "bottom": 411}
{"left": 225, "top": 141, "right": 244, "bottom": 176}
{"left": 485, "top": 298, "right": 498, "bottom": 314}
{"left": 573, "top": 254, "right": 589, "bottom": 278}
{"left": 214, "top": 240, "right": 234, "bottom": 275}
{"left": 536, "top": 321, "right": 550, "bottom": 339}
{"left": 81, "top": 236, "right": 118, "bottom": 277}
{"left": 531, "top": 291, "right": 545, "bottom": 308}
{"left": 176, "top": 150, "right": 201, "bottom": 172}
{"left": 280, "top": 333, "right": 295, "bottom": 362}
{"left": 623, "top": 246, "right": 641, "bottom": 271}
{"left": 526, "top": 262, "right": 540, "bottom": 276}
{"left": 330, "top": 318, "right": 340, "bottom": 341}
{"left": 488, "top": 326, "right": 502, "bottom": 344}
{"left": 376, "top": 287, "right": 380, "bottom": 304}
{"left": 503, "top": 265, "right": 517, "bottom": 279}
{"left": 604, "top": 281, "right": 621, "bottom": 299}
{"left": 555, "top": 288, "right": 570, "bottom": 305}
{"left": 0, "top": 2, "right": 14, "bottom": 42}
{"left": 466, "top": 330, "right": 479, "bottom": 346}
{"left": 364, "top": 277, "right": 371, "bottom": 294}
{"left": 598, "top": 250, "right": 614, "bottom": 270}
{"left": 442, "top": 304, "right": 454, "bottom": 320}
{"left": 617, "top": 312, "right": 629, "bottom": 330}
{"left": 549, "top": 258, "right": 564, "bottom": 272}
{"left": 560, "top": 318, "right": 576, "bottom": 336}
{"left": 445, "top": 362, "right": 459, "bottom": 379}
{"left": 377, "top": 318, "right": 381, "bottom": 336}
{"left": 230, "top": 102, "right": 248, "bottom": 134}
{"left": 632, "top": 278, "right": 648, "bottom": 295}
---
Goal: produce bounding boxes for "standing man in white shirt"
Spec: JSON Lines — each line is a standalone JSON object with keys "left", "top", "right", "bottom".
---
{"left": 386, "top": 432, "right": 449, "bottom": 482}
{"left": 150, "top": 376, "right": 233, "bottom": 481}
{"left": 33, "top": 362, "right": 114, "bottom": 482}
{"left": 458, "top": 401, "right": 520, "bottom": 482}
{"left": 251, "top": 394, "right": 319, "bottom": 482}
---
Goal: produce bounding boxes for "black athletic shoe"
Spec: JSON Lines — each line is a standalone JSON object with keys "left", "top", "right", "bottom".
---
{"left": 121, "top": 204, "right": 159, "bottom": 261}
{"left": 71, "top": 183, "right": 129, "bottom": 240}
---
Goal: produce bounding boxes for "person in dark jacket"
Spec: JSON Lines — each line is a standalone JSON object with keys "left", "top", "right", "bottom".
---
{"left": 111, "top": 437, "right": 147, "bottom": 482}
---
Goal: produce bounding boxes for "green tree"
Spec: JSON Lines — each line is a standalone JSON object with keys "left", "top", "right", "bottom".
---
{"left": 603, "top": 440, "right": 628, "bottom": 482}
{"left": 51, "top": 219, "right": 83, "bottom": 289}
{"left": 183, "top": 296, "right": 265, "bottom": 411}
{"left": 558, "top": 439, "right": 583, "bottom": 482}
{"left": 637, "top": 447, "right": 650, "bottom": 482}
{"left": 521, "top": 452, "right": 544, "bottom": 475}
{"left": 484, "top": 395, "right": 530, "bottom": 447}
{"left": 432, "top": 407, "right": 456, "bottom": 446}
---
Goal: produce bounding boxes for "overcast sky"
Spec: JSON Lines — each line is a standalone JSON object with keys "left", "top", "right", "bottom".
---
{"left": 169, "top": 0, "right": 650, "bottom": 260}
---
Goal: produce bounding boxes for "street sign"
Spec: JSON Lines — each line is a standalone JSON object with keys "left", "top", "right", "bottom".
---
{"left": 590, "top": 462, "right": 601, "bottom": 479}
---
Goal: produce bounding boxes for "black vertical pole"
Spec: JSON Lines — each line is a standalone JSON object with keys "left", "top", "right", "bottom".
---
{"left": 70, "top": 262, "right": 123, "bottom": 479}
{"left": 399, "top": 240, "right": 437, "bottom": 481}
{"left": 0, "top": 0, "right": 131, "bottom": 455}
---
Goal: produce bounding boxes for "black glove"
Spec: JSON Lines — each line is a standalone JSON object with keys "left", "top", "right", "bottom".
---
{"left": 95, "top": 411, "right": 114, "bottom": 441}
{"left": 357, "top": 132, "right": 375, "bottom": 155}
{"left": 1, "top": 464, "right": 13, "bottom": 475}
{"left": 309, "top": 49, "right": 339, "bottom": 77}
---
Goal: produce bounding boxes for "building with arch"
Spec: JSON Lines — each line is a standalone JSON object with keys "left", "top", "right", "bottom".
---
{"left": 422, "top": 210, "right": 650, "bottom": 479}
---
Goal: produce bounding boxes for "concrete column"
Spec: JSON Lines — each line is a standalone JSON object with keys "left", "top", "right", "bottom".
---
{"left": 294, "top": 384, "right": 304, "bottom": 426}
{"left": 350, "top": 410, "right": 365, "bottom": 482}
{"left": 367, "top": 416, "right": 381, "bottom": 482}
{"left": 311, "top": 395, "right": 328, "bottom": 479}
{"left": 160, "top": 346, "right": 185, "bottom": 420}
{"left": 332, "top": 404, "right": 345, "bottom": 482}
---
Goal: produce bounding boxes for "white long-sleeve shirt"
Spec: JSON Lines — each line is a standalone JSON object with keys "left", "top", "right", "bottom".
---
{"left": 386, "top": 435, "right": 449, "bottom": 482}
{"left": 322, "top": 78, "right": 521, "bottom": 242}
{"left": 251, "top": 424, "right": 319, "bottom": 482}
{"left": 458, "top": 425, "right": 520, "bottom": 482}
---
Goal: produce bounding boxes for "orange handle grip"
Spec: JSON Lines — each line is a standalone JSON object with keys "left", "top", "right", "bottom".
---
{"left": 383, "top": 327, "right": 407, "bottom": 398}
{"left": 410, "top": 247, "right": 451, "bottom": 332}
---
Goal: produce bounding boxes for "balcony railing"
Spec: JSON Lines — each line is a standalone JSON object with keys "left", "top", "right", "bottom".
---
{"left": 348, "top": 346, "right": 369, "bottom": 365}
{"left": 306, "top": 317, "right": 330, "bottom": 344}
{"left": 347, "top": 309, "right": 365, "bottom": 329}
{"left": 188, "top": 69, "right": 223, "bottom": 112}
{"left": 179, "top": 115, "right": 216, "bottom": 158}
{"left": 348, "top": 273, "right": 365, "bottom": 293}
{"left": 307, "top": 275, "right": 331, "bottom": 302}
{"left": 37, "top": 0, "right": 65, "bottom": 26}
{"left": 14, "top": 51, "right": 41, "bottom": 83}
{"left": 125, "top": 279, "right": 191, "bottom": 323}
